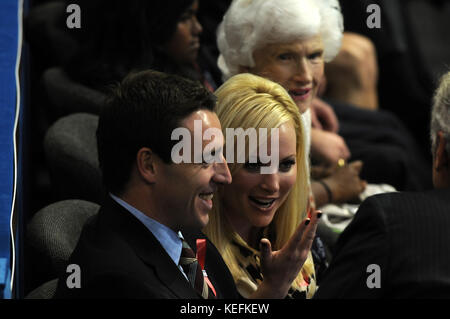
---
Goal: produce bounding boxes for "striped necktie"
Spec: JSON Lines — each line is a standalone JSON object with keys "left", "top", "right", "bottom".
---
{"left": 179, "top": 239, "right": 215, "bottom": 299}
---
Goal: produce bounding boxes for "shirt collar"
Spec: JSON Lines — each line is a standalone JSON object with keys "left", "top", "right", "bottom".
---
{"left": 109, "top": 193, "right": 183, "bottom": 266}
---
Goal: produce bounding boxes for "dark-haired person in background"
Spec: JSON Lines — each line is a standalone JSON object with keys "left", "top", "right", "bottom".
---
{"left": 65, "top": 0, "right": 220, "bottom": 91}
{"left": 314, "top": 71, "right": 450, "bottom": 298}
{"left": 54, "top": 70, "right": 235, "bottom": 298}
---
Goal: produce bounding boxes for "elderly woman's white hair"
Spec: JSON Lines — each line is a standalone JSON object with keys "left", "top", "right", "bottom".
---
{"left": 217, "top": 0, "right": 344, "bottom": 80}
{"left": 431, "top": 71, "right": 450, "bottom": 155}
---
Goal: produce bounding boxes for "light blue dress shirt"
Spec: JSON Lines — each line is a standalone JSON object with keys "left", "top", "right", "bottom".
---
{"left": 110, "top": 194, "right": 188, "bottom": 279}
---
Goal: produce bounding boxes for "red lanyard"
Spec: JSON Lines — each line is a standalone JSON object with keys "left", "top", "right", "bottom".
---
{"left": 196, "top": 239, "right": 217, "bottom": 297}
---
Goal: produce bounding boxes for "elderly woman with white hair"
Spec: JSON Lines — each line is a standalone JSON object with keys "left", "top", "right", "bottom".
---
{"left": 217, "top": 0, "right": 367, "bottom": 208}
{"left": 218, "top": 0, "right": 343, "bottom": 81}
{"left": 216, "top": 0, "right": 432, "bottom": 206}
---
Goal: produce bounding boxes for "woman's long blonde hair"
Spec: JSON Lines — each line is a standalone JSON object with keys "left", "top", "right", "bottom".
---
{"left": 204, "top": 73, "right": 314, "bottom": 293}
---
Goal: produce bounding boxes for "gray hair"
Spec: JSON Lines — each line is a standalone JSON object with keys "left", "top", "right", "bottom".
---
{"left": 430, "top": 71, "right": 450, "bottom": 155}
{"left": 217, "top": 0, "right": 344, "bottom": 80}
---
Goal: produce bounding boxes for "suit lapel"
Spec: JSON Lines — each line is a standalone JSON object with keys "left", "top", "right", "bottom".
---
{"left": 99, "top": 196, "right": 200, "bottom": 299}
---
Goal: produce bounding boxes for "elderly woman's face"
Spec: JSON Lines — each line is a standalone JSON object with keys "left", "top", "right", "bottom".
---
{"left": 163, "top": 0, "right": 203, "bottom": 65}
{"left": 248, "top": 35, "right": 324, "bottom": 113}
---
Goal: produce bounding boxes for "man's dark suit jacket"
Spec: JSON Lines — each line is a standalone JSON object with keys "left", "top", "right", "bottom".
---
{"left": 54, "top": 196, "right": 238, "bottom": 298}
{"left": 315, "top": 188, "right": 450, "bottom": 298}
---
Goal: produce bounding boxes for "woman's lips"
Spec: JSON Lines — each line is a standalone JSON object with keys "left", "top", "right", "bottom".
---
{"left": 248, "top": 196, "right": 277, "bottom": 211}
{"left": 289, "top": 88, "right": 312, "bottom": 102}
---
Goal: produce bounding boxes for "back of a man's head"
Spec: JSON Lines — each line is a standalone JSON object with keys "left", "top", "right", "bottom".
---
{"left": 431, "top": 71, "right": 450, "bottom": 155}
{"left": 430, "top": 71, "right": 450, "bottom": 189}
{"left": 96, "top": 70, "right": 216, "bottom": 195}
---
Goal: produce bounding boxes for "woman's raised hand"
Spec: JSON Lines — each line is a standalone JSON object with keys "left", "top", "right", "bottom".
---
{"left": 250, "top": 210, "right": 322, "bottom": 299}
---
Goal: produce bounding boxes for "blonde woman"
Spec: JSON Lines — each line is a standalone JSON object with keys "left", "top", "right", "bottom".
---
{"left": 204, "top": 73, "right": 321, "bottom": 299}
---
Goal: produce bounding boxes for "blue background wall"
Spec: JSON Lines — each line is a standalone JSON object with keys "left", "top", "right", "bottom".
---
{"left": 0, "top": 0, "right": 23, "bottom": 299}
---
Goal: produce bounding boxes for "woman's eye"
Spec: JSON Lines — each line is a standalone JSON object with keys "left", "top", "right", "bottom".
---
{"left": 278, "top": 53, "right": 293, "bottom": 61}
{"left": 279, "top": 160, "right": 296, "bottom": 172}
{"left": 244, "top": 162, "right": 262, "bottom": 172}
{"left": 308, "top": 51, "right": 323, "bottom": 61}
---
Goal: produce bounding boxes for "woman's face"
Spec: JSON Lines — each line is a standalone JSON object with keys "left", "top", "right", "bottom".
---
{"left": 248, "top": 35, "right": 325, "bottom": 113}
{"left": 221, "top": 121, "right": 298, "bottom": 241}
{"left": 163, "top": 0, "right": 203, "bottom": 65}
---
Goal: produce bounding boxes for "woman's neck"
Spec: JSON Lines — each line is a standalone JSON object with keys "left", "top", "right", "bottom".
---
{"left": 224, "top": 212, "right": 263, "bottom": 250}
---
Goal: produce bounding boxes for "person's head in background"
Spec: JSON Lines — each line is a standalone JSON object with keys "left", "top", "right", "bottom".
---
{"left": 430, "top": 71, "right": 450, "bottom": 189}
{"left": 203, "top": 73, "right": 315, "bottom": 297}
{"left": 217, "top": 0, "right": 343, "bottom": 114}
{"left": 67, "top": 0, "right": 203, "bottom": 88}
{"left": 97, "top": 70, "right": 231, "bottom": 231}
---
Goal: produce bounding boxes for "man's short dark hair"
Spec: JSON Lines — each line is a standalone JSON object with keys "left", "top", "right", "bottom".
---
{"left": 97, "top": 70, "right": 216, "bottom": 194}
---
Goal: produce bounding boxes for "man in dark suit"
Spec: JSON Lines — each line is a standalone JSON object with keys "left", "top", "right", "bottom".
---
{"left": 314, "top": 71, "right": 450, "bottom": 298}
{"left": 54, "top": 70, "right": 236, "bottom": 298}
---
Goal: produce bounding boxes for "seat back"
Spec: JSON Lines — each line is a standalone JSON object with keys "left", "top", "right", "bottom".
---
{"left": 25, "top": 279, "right": 58, "bottom": 299}
{"left": 44, "top": 113, "right": 103, "bottom": 204}
{"left": 42, "top": 67, "right": 106, "bottom": 117}
{"left": 26, "top": 200, "right": 100, "bottom": 292}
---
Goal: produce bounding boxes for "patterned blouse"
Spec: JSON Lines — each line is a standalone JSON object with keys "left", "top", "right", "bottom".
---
{"left": 230, "top": 235, "right": 318, "bottom": 299}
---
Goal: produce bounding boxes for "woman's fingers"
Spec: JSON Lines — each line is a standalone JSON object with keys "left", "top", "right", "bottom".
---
{"left": 283, "top": 210, "right": 322, "bottom": 256}
{"left": 301, "top": 210, "right": 321, "bottom": 248}
{"left": 259, "top": 211, "right": 321, "bottom": 295}
{"left": 260, "top": 238, "right": 272, "bottom": 265}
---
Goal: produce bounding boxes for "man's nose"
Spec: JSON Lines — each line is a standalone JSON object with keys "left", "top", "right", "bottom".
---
{"left": 213, "top": 156, "right": 232, "bottom": 185}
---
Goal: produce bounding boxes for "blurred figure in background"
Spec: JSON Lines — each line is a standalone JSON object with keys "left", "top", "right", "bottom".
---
{"left": 315, "top": 71, "right": 450, "bottom": 298}
{"left": 65, "top": 0, "right": 220, "bottom": 91}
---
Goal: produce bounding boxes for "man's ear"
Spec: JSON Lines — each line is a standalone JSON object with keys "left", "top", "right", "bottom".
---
{"left": 136, "top": 147, "right": 157, "bottom": 184}
{"left": 434, "top": 131, "right": 449, "bottom": 172}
